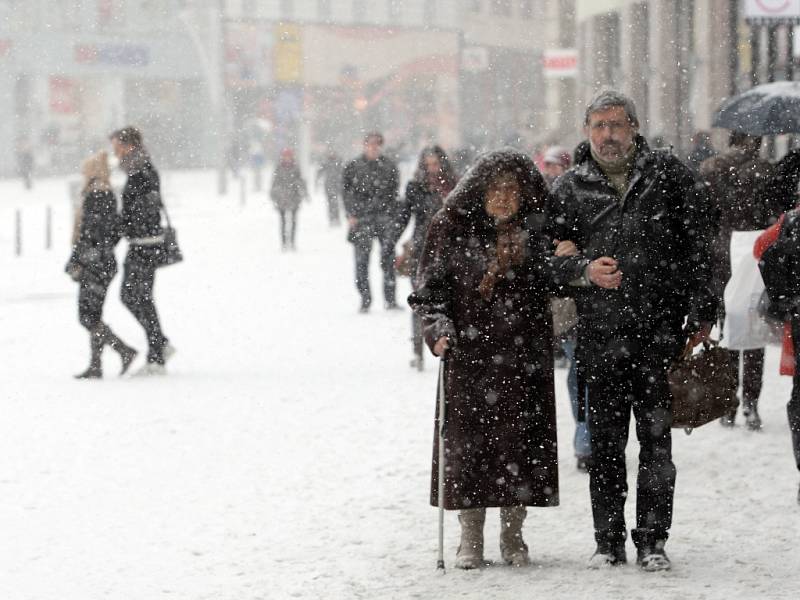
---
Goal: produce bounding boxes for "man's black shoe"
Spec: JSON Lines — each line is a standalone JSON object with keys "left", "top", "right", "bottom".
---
{"left": 636, "top": 543, "right": 671, "bottom": 572}
{"left": 587, "top": 543, "right": 626, "bottom": 568}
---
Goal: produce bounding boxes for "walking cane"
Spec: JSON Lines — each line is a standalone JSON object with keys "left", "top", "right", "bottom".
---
{"left": 436, "top": 352, "right": 447, "bottom": 572}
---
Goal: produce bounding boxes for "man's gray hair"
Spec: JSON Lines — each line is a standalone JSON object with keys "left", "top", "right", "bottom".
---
{"left": 584, "top": 90, "right": 639, "bottom": 127}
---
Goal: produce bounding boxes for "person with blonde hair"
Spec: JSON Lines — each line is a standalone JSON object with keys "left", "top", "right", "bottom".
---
{"left": 66, "top": 151, "right": 137, "bottom": 378}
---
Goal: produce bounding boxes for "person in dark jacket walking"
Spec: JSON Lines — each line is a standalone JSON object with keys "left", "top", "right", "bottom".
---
{"left": 700, "top": 133, "right": 800, "bottom": 429}
{"left": 403, "top": 145, "right": 457, "bottom": 370}
{"left": 547, "top": 91, "right": 718, "bottom": 571}
{"left": 342, "top": 132, "right": 401, "bottom": 312}
{"left": 409, "top": 149, "right": 559, "bottom": 569}
{"left": 271, "top": 148, "right": 308, "bottom": 251}
{"left": 66, "top": 151, "right": 137, "bottom": 378}
{"left": 110, "top": 126, "right": 173, "bottom": 376}
{"left": 685, "top": 130, "right": 716, "bottom": 174}
{"left": 755, "top": 212, "right": 800, "bottom": 505}
{"left": 316, "top": 150, "right": 343, "bottom": 226}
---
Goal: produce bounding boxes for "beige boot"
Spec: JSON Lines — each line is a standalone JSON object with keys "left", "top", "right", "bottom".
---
{"left": 500, "top": 506, "right": 530, "bottom": 566}
{"left": 455, "top": 508, "right": 486, "bottom": 569}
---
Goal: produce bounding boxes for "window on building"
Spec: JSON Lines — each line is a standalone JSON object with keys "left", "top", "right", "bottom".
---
{"left": 518, "top": 0, "right": 533, "bottom": 19}
{"left": 241, "top": 0, "right": 256, "bottom": 18}
{"left": 492, "top": 0, "right": 512, "bottom": 17}
{"left": 424, "top": 0, "right": 437, "bottom": 23}
{"left": 318, "top": 0, "right": 332, "bottom": 19}
{"left": 353, "top": 0, "right": 366, "bottom": 22}
{"left": 388, "top": 0, "right": 402, "bottom": 22}
{"left": 280, "top": 0, "right": 294, "bottom": 18}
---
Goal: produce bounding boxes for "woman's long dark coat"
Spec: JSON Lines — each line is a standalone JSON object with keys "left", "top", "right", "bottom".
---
{"left": 408, "top": 150, "right": 559, "bottom": 510}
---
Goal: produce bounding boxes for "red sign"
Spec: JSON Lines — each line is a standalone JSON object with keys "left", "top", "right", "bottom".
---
{"left": 542, "top": 49, "right": 578, "bottom": 78}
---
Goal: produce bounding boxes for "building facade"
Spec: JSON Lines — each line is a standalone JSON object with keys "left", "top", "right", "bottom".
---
{"left": 574, "top": 0, "right": 798, "bottom": 155}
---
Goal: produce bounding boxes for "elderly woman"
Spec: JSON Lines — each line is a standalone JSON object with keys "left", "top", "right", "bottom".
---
{"left": 408, "top": 149, "right": 559, "bottom": 569}
{"left": 66, "top": 151, "right": 137, "bottom": 378}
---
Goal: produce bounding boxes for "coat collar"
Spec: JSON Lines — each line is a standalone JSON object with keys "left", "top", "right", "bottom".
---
{"left": 573, "top": 135, "right": 653, "bottom": 182}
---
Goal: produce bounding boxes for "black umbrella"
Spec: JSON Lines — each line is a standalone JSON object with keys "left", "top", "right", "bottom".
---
{"left": 713, "top": 81, "right": 800, "bottom": 136}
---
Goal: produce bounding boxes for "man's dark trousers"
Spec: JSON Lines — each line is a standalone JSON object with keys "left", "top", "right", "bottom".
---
{"left": 586, "top": 353, "right": 676, "bottom": 551}
{"left": 121, "top": 245, "right": 167, "bottom": 364}
{"left": 352, "top": 219, "right": 396, "bottom": 307}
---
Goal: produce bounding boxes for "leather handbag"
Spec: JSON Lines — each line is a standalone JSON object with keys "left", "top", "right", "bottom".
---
{"left": 668, "top": 340, "right": 737, "bottom": 431}
{"left": 156, "top": 195, "right": 183, "bottom": 268}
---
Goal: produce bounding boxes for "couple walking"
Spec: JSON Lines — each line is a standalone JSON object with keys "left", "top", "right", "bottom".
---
{"left": 409, "top": 91, "right": 718, "bottom": 571}
{"left": 67, "top": 126, "right": 174, "bottom": 378}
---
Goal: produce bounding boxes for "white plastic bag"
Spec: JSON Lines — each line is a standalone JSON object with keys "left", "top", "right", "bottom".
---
{"left": 722, "top": 251, "right": 783, "bottom": 350}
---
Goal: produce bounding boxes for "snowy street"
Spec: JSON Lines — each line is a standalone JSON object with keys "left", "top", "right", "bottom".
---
{"left": 1, "top": 171, "right": 799, "bottom": 600}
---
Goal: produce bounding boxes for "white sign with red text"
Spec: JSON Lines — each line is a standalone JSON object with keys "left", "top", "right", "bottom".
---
{"left": 743, "top": 0, "right": 800, "bottom": 20}
{"left": 542, "top": 49, "right": 578, "bottom": 78}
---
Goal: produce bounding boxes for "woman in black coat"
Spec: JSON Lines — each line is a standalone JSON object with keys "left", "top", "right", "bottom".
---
{"left": 66, "top": 151, "right": 137, "bottom": 378}
{"left": 404, "top": 146, "right": 457, "bottom": 370}
{"left": 408, "top": 149, "right": 559, "bottom": 569}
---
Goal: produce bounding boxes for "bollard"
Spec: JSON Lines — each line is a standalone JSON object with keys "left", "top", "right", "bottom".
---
{"left": 46, "top": 205, "right": 52, "bottom": 250}
{"left": 15, "top": 209, "right": 21, "bottom": 256}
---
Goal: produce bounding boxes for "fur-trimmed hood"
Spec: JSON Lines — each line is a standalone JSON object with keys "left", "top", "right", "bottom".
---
{"left": 439, "top": 148, "right": 548, "bottom": 232}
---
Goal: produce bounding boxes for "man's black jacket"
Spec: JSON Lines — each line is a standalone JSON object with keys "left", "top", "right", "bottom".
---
{"left": 120, "top": 148, "right": 163, "bottom": 240}
{"left": 546, "top": 135, "right": 718, "bottom": 370}
{"left": 341, "top": 154, "right": 399, "bottom": 223}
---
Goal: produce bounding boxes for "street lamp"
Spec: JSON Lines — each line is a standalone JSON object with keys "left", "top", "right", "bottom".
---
{"left": 177, "top": 3, "right": 229, "bottom": 195}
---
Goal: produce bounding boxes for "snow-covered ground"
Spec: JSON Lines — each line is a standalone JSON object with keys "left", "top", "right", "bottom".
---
{"left": 1, "top": 170, "right": 798, "bottom": 600}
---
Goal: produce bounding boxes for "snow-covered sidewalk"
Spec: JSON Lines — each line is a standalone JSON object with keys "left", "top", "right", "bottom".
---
{"left": 1, "top": 171, "right": 798, "bottom": 600}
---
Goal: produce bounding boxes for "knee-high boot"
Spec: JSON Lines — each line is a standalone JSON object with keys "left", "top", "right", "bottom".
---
{"left": 75, "top": 327, "right": 105, "bottom": 379}
{"left": 96, "top": 323, "right": 138, "bottom": 375}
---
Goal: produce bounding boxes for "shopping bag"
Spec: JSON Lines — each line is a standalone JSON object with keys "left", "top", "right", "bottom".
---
{"left": 722, "top": 253, "right": 782, "bottom": 349}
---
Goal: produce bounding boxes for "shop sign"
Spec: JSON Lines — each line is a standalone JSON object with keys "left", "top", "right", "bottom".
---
{"left": 542, "top": 49, "right": 578, "bottom": 78}
{"left": 743, "top": 0, "right": 800, "bottom": 22}
{"left": 74, "top": 43, "right": 150, "bottom": 66}
{"left": 274, "top": 24, "right": 302, "bottom": 83}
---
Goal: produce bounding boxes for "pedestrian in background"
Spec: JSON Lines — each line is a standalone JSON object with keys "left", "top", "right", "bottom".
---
{"left": 66, "top": 150, "right": 137, "bottom": 379}
{"left": 685, "top": 130, "right": 716, "bottom": 174}
{"left": 316, "top": 150, "right": 343, "bottom": 227}
{"left": 271, "top": 148, "right": 308, "bottom": 251}
{"left": 541, "top": 144, "right": 590, "bottom": 472}
{"left": 16, "top": 137, "right": 34, "bottom": 190}
{"left": 409, "top": 149, "right": 559, "bottom": 569}
{"left": 755, "top": 211, "right": 800, "bottom": 505}
{"left": 402, "top": 145, "right": 457, "bottom": 370}
{"left": 700, "top": 132, "right": 800, "bottom": 429}
{"left": 342, "top": 132, "right": 401, "bottom": 312}
{"left": 541, "top": 146, "right": 571, "bottom": 186}
{"left": 110, "top": 126, "right": 174, "bottom": 376}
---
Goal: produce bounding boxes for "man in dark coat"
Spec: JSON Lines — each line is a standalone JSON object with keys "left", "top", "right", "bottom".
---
{"left": 700, "top": 133, "right": 800, "bottom": 429}
{"left": 342, "top": 132, "right": 401, "bottom": 312}
{"left": 546, "top": 90, "right": 718, "bottom": 571}
{"left": 110, "top": 126, "right": 173, "bottom": 375}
